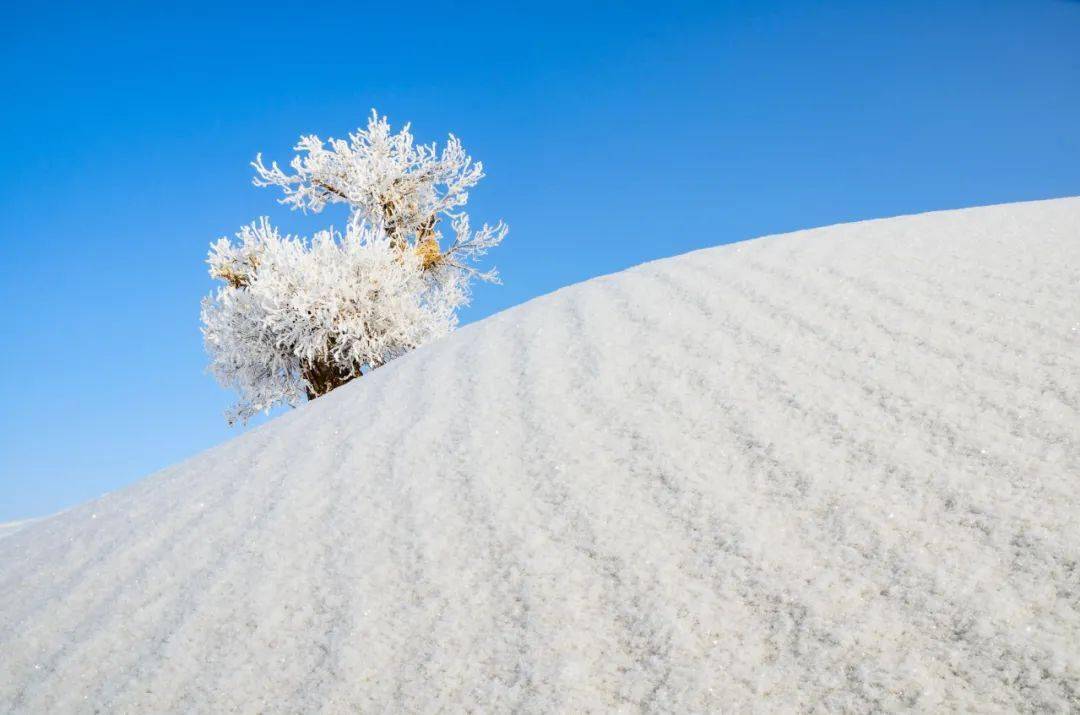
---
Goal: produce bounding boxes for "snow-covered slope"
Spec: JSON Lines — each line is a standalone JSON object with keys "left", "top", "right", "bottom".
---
{"left": 3, "top": 198, "right": 1079, "bottom": 712}
{"left": 0, "top": 520, "right": 38, "bottom": 541}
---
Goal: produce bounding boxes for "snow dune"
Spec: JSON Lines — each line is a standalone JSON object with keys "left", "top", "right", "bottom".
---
{"left": 2, "top": 198, "right": 1079, "bottom": 712}
{"left": 0, "top": 520, "right": 38, "bottom": 541}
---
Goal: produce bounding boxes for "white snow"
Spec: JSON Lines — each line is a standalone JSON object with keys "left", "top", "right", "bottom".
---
{"left": 0, "top": 520, "right": 38, "bottom": 541}
{"left": 2, "top": 197, "right": 1079, "bottom": 712}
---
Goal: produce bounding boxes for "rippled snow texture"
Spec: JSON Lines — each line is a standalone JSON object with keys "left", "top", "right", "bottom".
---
{"left": 2, "top": 198, "right": 1079, "bottom": 712}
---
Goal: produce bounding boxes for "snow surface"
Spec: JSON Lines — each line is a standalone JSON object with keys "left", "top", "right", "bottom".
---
{"left": 0, "top": 520, "right": 38, "bottom": 541}
{"left": 2, "top": 198, "right": 1079, "bottom": 712}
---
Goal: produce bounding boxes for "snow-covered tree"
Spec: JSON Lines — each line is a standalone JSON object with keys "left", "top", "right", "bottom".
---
{"left": 202, "top": 111, "right": 507, "bottom": 424}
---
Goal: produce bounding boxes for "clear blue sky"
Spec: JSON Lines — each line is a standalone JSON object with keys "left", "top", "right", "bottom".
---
{"left": 2, "top": 1, "right": 1078, "bottom": 522}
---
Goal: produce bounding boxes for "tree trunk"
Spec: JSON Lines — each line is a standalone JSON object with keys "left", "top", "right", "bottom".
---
{"left": 302, "top": 358, "right": 360, "bottom": 400}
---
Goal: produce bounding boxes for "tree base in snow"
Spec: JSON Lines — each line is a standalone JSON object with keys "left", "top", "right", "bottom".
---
{"left": 302, "top": 359, "right": 358, "bottom": 400}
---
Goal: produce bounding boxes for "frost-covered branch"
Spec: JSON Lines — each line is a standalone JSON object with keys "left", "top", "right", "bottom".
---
{"left": 252, "top": 111, "right": 489, "bottom": 248}
{"left": 202, "top": 218, "right": 466, "bottom": 424}
{"left": 203, "top": 111, "right": 507, "bottom": 423}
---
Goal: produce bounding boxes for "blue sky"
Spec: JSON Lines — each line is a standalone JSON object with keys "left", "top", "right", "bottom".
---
{"left": 2, "top": 0, "right": 1078, "bottom": 521}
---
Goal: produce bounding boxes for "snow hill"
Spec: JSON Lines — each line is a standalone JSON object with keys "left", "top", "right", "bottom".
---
{"left": 3, "top": 198, "right": 1079, "bottom": 712}
{"left": 0, "top": 520, "right": 37, "bottom": 541}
